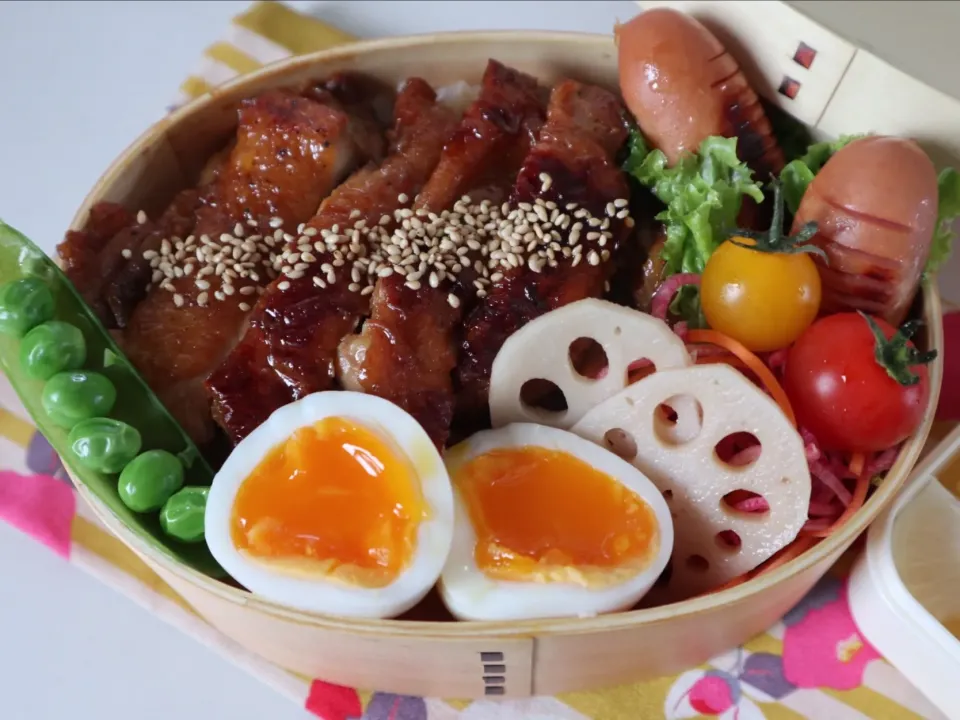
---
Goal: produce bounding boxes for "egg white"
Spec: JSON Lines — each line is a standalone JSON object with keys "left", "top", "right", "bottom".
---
{"left": 439, "top": 423, "right": 674, "bottom": 621}
{"left": 205, "top": 391, "right": 455, "bottom": 619}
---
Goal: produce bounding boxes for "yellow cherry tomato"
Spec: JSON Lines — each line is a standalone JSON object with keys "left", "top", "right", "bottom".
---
{"left": 700, "top": 236, "right": 821, "bottom": 352}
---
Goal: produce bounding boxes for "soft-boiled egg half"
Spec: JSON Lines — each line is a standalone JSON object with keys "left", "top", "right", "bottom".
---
{"left": 440, "top": 424, "right": 674, "bottom": 621}
{"left": 205, "top": 391, "right": 454, "bottom": 618}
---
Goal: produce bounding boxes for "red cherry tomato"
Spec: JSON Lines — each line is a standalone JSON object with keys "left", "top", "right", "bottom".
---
{"left": 783, "top": 313, "right": 935, "bottom": 453}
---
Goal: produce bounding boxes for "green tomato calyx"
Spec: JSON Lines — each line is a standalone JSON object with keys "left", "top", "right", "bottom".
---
{"left": 729, "top": 179, "right": 827, "bottom": 262}
{"left": 862, "top": 312, "right": 938, "bottom": 387}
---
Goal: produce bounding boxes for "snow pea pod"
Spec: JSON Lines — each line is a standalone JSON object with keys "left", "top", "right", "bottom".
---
{"left": 68, "top": 417, "right": 142, "bottom": 474}
{"left": 0, "top": 277, "right": 54, "bottom": 337}
{"left": 119, "top": 449, "right": 184, "bottom": 512}
{"left": 19, "top": 321, "right": 86, "bottom": 380}
{"left": 42, "top": 371, "right": 116, "bottom": 429}
{"left": 0, "top": 219, "right": 222, "bottom": 577}
{"left": 160, "top": 486, "right": 209, "bottom": 543}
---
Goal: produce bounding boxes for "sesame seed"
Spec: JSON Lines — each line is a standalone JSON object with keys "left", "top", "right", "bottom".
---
{"left": 142, "top": 249, "right": 158, "bottom": 260}
{"left": 587, "top": 250, "right": 600, "bottom": 266}
{"left": 269, "top": 217, "right": 283, "bottom": 229}
{"left": 278, "top": 281, "right": 290, "bottom": 291}
{"left": 313, "top": 276, "right": 327, "bottom": 289}
{"left": 447, "top": 293, "right": 460, "bottom": 308}
{"left": 121, "top": 248, "right": 132, "bottom": 259}
{"left": 539, "top": 172, "right": 553, "bottom": 192}
{"left": 616, "top": 208, "right": 629, "bottom": 220}
{"left": 625, "top": 217, "right": 636, "bottom": 229}
{"left": 237, "top": 302, "right": 250, "bottom": 312}
{"left": 197, "top": 292, "right": 208, "bottom": 306}
{"left": 136, "top": 210, "right": 148, "bottom": 225}
{"left": 405, "top": 280, "right": 421, "bottom": 290}
{"left": 348, "top": 283, "right": 361, "bottom": 292}
{"left": 173, "top": 293, "right": 184, "bottom": 307}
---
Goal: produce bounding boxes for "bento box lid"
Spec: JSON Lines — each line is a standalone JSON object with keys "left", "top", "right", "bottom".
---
{"left": 637, "top": 0, "right": 960, "bottom": 167}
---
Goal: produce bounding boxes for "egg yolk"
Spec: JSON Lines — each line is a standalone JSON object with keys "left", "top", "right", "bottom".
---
{"left": 230, "top": 417, "right": 424, "bottom": 587}
{"left": 455, "top": 446, "right": 659, "bottom": 586}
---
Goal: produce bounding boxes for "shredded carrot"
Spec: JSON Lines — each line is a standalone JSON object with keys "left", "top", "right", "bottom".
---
{"left": 686, "top": 329, "right": 797, "bottom": 427}
{"left": 804, "top": 469, "right": 870, "bottom": 538}
{"left": 849, "top": 452, "right": 866, "bottom": 477}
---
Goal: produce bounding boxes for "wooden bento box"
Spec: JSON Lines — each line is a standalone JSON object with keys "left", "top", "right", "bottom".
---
{"left": 62, "top": 0, "right": 952, "bottom": 700}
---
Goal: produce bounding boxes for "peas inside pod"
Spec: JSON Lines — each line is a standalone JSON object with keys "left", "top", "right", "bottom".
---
{"left": 68, "top": 417, "right": 142, "bottom": 474}
{"left": 0, "top": 278, "right": 55, "bottom": 337}
{"left": 161, "top": 486, "right": 209, "bottom": 543}
{"left": 19, "top": 321, "right": 87, "bottom": 380}
{"left": 119, "top": 449, "right": 185, "bottom": 513}
{"left": 42, "top": 371, "right": 117, "bottom": 429}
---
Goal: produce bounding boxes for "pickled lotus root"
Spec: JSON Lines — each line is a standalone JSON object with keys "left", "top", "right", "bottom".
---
{"left": 572, "top": 364, "right": 811, "bottom": 598}
{"left": 488, "top": 299, "right": 691, "bottom": 429}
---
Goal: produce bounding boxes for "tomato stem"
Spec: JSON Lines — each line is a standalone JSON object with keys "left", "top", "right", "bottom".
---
{"left": 861, "top": 312, "right": 938, "bottom": 386}
{"left": 729, "top": 179, "right": 827, "bottom": 262}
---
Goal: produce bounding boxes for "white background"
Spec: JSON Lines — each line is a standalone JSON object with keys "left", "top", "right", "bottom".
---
{"left": 0, "top": 3, "right": 638, "bottom": 718}
{"left": 0, "top": 1, "right": 954, "bottom": 719}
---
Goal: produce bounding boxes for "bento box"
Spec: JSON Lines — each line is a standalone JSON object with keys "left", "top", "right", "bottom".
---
{"left": 2, "top": 0, "right": 954, "bottom": 701}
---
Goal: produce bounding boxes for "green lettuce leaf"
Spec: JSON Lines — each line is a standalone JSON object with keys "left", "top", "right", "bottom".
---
{"left": 779, "top": 134, "right": 864, "bottom": 214}
{"left": 623, "top": 130, "right": 764, "bottom": 277}
{"left": 927, "top": 167, "right": 960, "bottom": 274}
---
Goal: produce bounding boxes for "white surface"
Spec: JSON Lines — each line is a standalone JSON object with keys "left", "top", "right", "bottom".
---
{"left": 0, "top": 2, "right": 637, "bottom": 718}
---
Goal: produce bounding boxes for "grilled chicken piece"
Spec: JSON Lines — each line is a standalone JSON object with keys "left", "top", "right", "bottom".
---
{"left": 207, "top": 78, "right": 459, "bottom": 445}
{"left": 455, "top": 79, "right": 631, "bottom": 431}
{"left": 122, "top": 90, "right": 366, "bottom": 445}
{"left": 416, "top": 60, "right": 545, "bottom": 210}
{"left": 337, "top": 61, "right": 546, "bottom": 448}
{"left": 58, "top": 202, "right": 140, "bottom": 324}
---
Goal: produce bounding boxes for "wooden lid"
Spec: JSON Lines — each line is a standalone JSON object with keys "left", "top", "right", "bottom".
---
{"left": 635, "top": 0, "right": 960, "bottom": 167}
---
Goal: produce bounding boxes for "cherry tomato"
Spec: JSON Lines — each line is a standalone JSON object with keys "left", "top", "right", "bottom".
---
{"left": 783, "top": 313, "right": 935, "bottom": 453}
{"left": 701, "top": 236, "right": 821, "bottom": 352}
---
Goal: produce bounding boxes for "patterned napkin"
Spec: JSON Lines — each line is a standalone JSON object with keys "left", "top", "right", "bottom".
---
{"left": 0, "top": 2, "right": 956, "bottom": 718}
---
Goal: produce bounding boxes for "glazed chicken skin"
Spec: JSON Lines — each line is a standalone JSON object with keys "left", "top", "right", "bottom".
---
{"left": 455, "top": 79, "right": 631, "bottom": 431}
{"left": 117, "top": 89, "right": 370, "bottom": 445}
{"left": 337, "top": 60, "right": 546, "bottom": 448}
{"left": 206, "top": 78, "right": 460, "bottom": 445}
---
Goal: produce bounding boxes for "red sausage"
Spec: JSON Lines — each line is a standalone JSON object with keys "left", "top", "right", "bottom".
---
{"left": 616, "top": 8, "right": 783, "bottom": 177}
{"left": 791, "top": 136, "right": 938, "bottom": 326}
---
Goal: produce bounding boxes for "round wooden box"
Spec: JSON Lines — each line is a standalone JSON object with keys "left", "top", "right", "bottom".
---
{"left": 67, "top": 30, "right": 944, "bottom": 699}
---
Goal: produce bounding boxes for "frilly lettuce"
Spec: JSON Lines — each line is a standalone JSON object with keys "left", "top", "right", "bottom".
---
{"left": 928, "top": 167, "right": 960, "bottom": 274}
{"left": 623, "top": 130, "right": 764, "bottom": 277}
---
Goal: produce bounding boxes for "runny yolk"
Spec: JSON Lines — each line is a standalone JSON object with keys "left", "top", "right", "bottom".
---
{"left": 230, "top": 417, "right": 424, "bottom": 587}
{"left": 456, "top": 446, "right": 659, "bottom": 586}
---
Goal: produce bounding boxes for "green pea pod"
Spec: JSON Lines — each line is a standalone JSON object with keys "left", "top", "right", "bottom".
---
{"left": 20, "top": 320, "right": 87, "bottom": 380}
{"left": 0, "top": 277, "right": 54, "bottom": 337}
{"left": 0, "top": 220, "right": 223, "bottom": 578}
{"left": 161, "top": 486, "right": 209, "bottom": 543}
{"left": 69, "top": 418, "right": 142, "bottom": 474}
{"left": 42, "top": 371, "right": 116, "bottom": 428}
{"left": 119, "top": 449, "right": 185, "bottom": 513}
